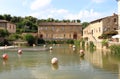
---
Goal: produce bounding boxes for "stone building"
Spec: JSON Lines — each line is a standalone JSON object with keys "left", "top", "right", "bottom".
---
{"left": 117, "top": 0, "right": 120, "bottom": 29}
{"left": 83, "top": 14, "right": 118, "bottom": 42}
{"left": 38, "top": 22, "right": 82, "bottom": 40}
{"left": 0, "top": 20, "right": 16, "bottom": 33}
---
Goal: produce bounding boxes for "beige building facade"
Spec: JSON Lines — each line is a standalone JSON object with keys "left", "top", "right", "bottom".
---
{"left": 0, "top": 20, "right": 16, "bottom": 33}
{"left": 38, "top": 22, "right": 82, "bottom": 40}
{"left": 83, "top": 14, "right": 118, "bottom": 42}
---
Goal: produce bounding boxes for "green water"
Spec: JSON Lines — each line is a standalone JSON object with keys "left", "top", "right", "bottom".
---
{"left": 0, "top": 45, "right": 119, "bottom": 79}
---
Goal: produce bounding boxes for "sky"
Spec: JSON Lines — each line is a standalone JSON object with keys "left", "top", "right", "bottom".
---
{"left": 0, "top": 0, "right": 118, "bottom": 22}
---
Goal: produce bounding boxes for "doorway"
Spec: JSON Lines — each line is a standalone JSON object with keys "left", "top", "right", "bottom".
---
{"left": 73, "top": 32, "right": 77, "bottom": 39}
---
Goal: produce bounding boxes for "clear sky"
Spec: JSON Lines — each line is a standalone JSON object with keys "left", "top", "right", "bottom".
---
{"left": 0, "top": 0, "right": 118, "bottom": 22}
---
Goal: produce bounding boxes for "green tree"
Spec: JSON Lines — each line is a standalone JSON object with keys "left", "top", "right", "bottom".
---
{"left": 8, "top": 34, "right": 22, "bottom": 41}
{"left": 11, "top": 16, "right": 23, "bottom": 23}
{"left": 23, "top": 34, "right": 35, "bottom": 46}
{"left": 0, "top": 15, "right": 4, "bottom": 19}
{"left": 3, "top": 14, "right": 12, "bottom": 21}
{"left": 82, "top": 22, "right": 89, "bottom": 29}
{"left": 76, "top": 19, "right": 81, "bottom": 23}
{"left": 25, "top": 16, "right": 37, "bottom": 23}
{"left": 0, "top": 29, "right": 9, "bottom": 37}
{"left": 47, "top": 18, "right": 55, "bottom": 22}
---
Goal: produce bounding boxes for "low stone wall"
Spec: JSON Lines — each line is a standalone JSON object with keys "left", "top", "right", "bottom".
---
{"left": 0, "top": 46, "right": 18, "bottom": 50}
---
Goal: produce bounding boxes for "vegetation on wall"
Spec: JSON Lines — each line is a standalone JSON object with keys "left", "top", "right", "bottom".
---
{"left": 66, "top": 39, "right": 74, "bottom": 44}
{"left": 74, "top": 40, "right": 80, "bottom": 47}
{"left": 101, "top": 39, "right": 108, "bottom": 48}
{"left": 87, "top": 41, "right": 96, "bottom": 53}
{"left": 79, "top": 39, "right": 85, "bottom": 49}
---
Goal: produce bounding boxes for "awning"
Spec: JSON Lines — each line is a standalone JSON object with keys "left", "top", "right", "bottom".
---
{"left": 112, "top": 34, "right": 120, "bottom": 38}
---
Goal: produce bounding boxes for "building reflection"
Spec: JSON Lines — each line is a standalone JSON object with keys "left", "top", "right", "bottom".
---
{"left": 85, "top": 49, "right": 120, "bottom": 79}
{"left": 51, "top": 64, "right": 59, "bottom": 70}
{"left": 85, "top": 49, "right": 103, "bottom": 68}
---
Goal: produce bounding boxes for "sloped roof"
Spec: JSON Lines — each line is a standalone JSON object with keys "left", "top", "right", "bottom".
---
{"left": 39, "top": 22, "right": 82, "bottom": 26}
{"left": 90, "top": 14, "right": 118, "bottom": 24}
{"left": 0, "top": 20, "right": 8, "bottom": 23}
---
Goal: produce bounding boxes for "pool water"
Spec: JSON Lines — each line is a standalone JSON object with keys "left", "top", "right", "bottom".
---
{"left": 0, "top": 45, "right": 119, "bottom": 79}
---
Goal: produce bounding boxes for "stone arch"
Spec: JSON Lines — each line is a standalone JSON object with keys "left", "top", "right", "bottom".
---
{"left": 73, "top": 32, "right": 77, "bottom": 39}
{"left": 40, "top": 34, "right": 43, "bottom": 39}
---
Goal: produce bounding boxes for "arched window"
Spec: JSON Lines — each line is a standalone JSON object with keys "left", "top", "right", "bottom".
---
{"left": 73, "top": 32, "right": 77, "bottom": 39}
{"left": 40, "top": 34, "right": 43, "bottom": 38}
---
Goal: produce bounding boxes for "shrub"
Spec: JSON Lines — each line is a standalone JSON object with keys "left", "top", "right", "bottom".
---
{"left": 66, "top": 39, "right": 74, "bottom": 44}
{"left": 23, "top": 34, "right": 35, "bottom": 46}
{"left": 88, "top": 41, "right": 96, "bottom": 53}
{"left": 74, "top": 40, "right": 80, "bottom": 46}
{"left": 37, "top": 38, "right": 45, "bottom": 44}
{"left": 8, "top": 34, "right": 22, "bottom": 41}
{"left": 109, "top": 45, "right": 120, "bottom": 55}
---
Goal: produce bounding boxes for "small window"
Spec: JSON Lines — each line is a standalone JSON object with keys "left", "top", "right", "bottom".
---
{"left": 99, "top": 27, "right": 101, "bottom": 32}
{"left": 9, "top": 25, "right": 11, "bottom": 29}
{"left": 46, "top": 34, "right": 48, "bottom": 38}
{"left": 114, "top": 28, "right": 117, "bottom": 30}
{"left": 62, "top": 27, "right": 64, "bottom": 31}
{"left": 40, "top": 27, "right": 43, "bottom": 30}
{"left": 46, "top": 27, "right": 47, "bottom": 30}
{"left": 64, "top": 34, "right": 65, "bottom": 38}
{"left": 69, "top": 34, "right": 71, "bottom": 38}
{"left": 114, "top": 18, "right": 116, "bottom": 22}
{"left": 52, "top": 26, "right": 55, "bottom": 30}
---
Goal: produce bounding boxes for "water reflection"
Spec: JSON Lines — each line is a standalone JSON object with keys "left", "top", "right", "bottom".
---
{"left": 49, "top": 50, "right": 53, "bottom": 54}
{"left": 51, "top": 64, "right": 59, "bottom": 70}
{"left": 2, "top": 60, "right": 7, "bottom": 66}
{"left": 0, "top": 45, "right": 119, "bottom": 79}
{"left": 85, "top": 49, "right": 103, "bottom": 68}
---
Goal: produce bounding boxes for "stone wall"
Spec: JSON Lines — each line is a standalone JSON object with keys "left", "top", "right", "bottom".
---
{"left": 83, "top": 14, "right": 118, "bottom": 42}
{"left": 38, "top": 22, "right": 82, "bottom": 40}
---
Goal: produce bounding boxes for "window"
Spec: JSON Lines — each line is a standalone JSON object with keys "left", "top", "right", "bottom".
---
{"left": 13, "top": 25, "right": 14, "bottom": 29}
{"left": 64, "top": 34, "right": 65, "bottom": 38}
{"left": 99, "top": 27, "right": 101, "bottom": 32}
{"left": 114, "top": 28, "right": 117, "bottom": 30}
{"left": 62, "top": 27, "right": 65, "bottom": 31}
{"left": 52, "top": 26, "right": 55, "bottom": 30}
{"left": 69, "top": 34, "right": 71, "bottom": 38}
{"left": 51, "top": 34, "right": 53, "bottom": 38}
{"left": 9, "top": 25, "right": 11, "bottom": 29}
{"left": 114, "top": 18, "right": 116, "bottom": 22}
{"left": 46, "top": 34, "right": 48, "bottom": 38}
{"left": 103, "top": 27, "right": 107, "bottom": 31}
{"left": 46, "top": 27, "right": 47, "bottom": 30}
{"left": 40, "top": 27, "right": 43, "bottom": 30}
